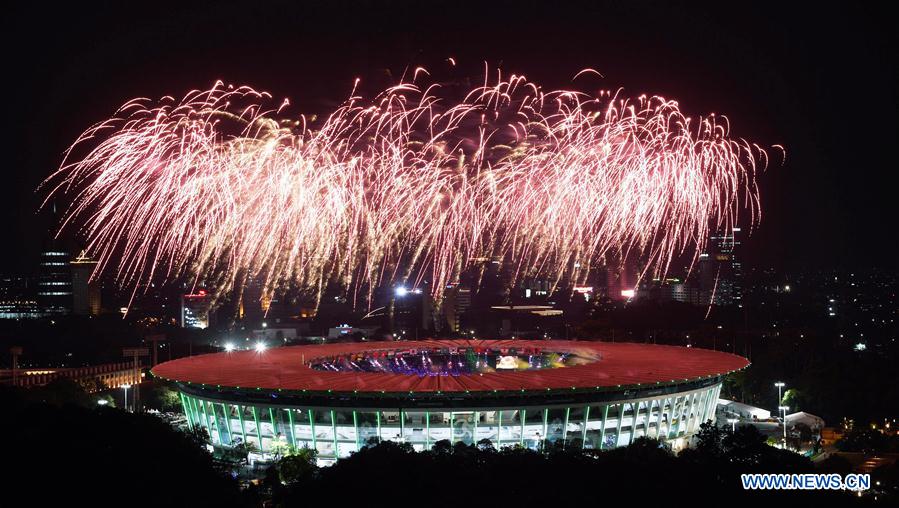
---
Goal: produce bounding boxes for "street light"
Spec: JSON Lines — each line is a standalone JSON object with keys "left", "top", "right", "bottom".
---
{"left": 121, "top": 384, "right": 132, "bottom": 412}
{"left": 727, "top": 418, "right": 738, "bottom": 432}
{"left": 774, "top": 381, "right": 785, "bottom": 408}
{"left": 779, "top": 405, "right": 790, "bottom": 448}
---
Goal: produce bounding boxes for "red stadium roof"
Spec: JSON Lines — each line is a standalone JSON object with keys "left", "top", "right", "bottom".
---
{"left": 151, "top": 340, "right": 748, "bottom": 393}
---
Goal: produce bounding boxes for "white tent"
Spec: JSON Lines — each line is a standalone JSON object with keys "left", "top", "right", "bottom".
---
{"left": 785, "top": 411, "right": 825, "bottom": 430}
{"left": 717, "top": 399, "right": 771, "bottom": 420}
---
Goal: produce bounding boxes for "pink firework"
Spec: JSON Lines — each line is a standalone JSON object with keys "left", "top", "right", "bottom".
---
{"left": 43, "top": 70, "right": 770, "bottom": 309}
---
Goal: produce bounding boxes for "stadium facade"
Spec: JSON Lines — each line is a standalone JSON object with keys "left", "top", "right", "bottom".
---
{"left": 152, "top": 340, "right": 748, "bottom": 465}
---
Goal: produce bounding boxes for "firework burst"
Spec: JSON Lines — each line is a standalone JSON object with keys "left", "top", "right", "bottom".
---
{"left": 44, "top": 69, "right": 770, "bottom": 309}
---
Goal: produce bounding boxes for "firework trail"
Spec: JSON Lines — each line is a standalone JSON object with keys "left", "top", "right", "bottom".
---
{"left": 43, "top": 69, "right": 769, "bottom": 309}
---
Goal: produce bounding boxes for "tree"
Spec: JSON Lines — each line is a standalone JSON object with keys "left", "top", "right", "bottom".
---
{"left": 269, "top": 437, "right": 293, "bottom": 460}
{"left": 431, "top": 439, "right": 453, "bottom": 455}
{"left": 793, "top": 422, "right": 813, "bottom": 444}
{"left": 477, "top": 438, "right": 496, "bottom": 452}
{"left": 144, "top": 383, "right": 182, "bottom": 412}
{"left": 782, "top": 388, "right": 803, "bottom": 411}
{"left": 184, "top": 425, "right": 210, "bottom": 449}
{"left": 230, "top": 440, "right": 258, "bottom": 465}
{"left": 277, "top": 447, "right": 318, "bottom": 484}
{"left": 693, "top": 420, "right": 725, "bottom": 458}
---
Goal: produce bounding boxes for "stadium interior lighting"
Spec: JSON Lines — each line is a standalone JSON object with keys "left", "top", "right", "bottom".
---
{"left": 394, "top": 287, "right": 408, "bottom": 297}
{"left": 152, "top": 340, "right": 749, "bottom": 465}
{"left": 255, "top": 342, "right": 267, "bottom": 353}
{"left": 224, "top": 343, "right": 235, "bottom": 352}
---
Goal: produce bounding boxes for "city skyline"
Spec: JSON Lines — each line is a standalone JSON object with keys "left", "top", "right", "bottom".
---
{"left": 2, "top": 1, "right": 897, "bottom": 275}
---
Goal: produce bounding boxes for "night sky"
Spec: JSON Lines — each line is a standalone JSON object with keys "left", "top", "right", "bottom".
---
{"left": 4, "top": 1, "right": 896, "bottom": 274}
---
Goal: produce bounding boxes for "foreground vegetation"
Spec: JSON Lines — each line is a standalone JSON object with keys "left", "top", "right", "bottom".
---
{"left": 3, "top": 380, "right": 894, "bottom": 506}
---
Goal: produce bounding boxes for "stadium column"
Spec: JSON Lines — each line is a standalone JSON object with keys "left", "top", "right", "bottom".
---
{"left": 706, "top": 386, "right": 718, "bottom": 423}
{"left": 677, "top": 395, "right": 689, "bottom": 437}
{"left": 614, "top": 403, "right": 625, "bottom": 448}
{"left": 642, "top": 399, "right": 653, "bottom": 440}
{"left": 188, "top": 396, "right": 201, "bottom": 430}
{"left": 649, "top": 399, "right": 659, "bottom": 438}
{"left": 220, "top": 403, "right": 233, "bottom": 444}
{"left": 353, "top": 411, "right": 360, "bottom": 451}
{"left": 473, "top": 411, "right": 479, "bottom": 446}
{"left": 706, "top": 387, "right": 717, "bottom": 424}
{"left": 308, "top": 409, "right": 317, "bottom": 450}
{"left": 521, "top": 409, "right": 526, "bottom": 448}
{"left": 667, "top": 397, "right": 681, "bottom": 439}
{"left": 672, "top": 395, "right": 686, "bottom": 437}
{"left": 692, "top": 392, "right": 701, "bottom": 431}
{"left": 696, "top": 391, "right": 708, "bottom": 428}
{"left": 628, "top": 402, "right": 639, "bottom": 445}
{"left": 712, "top": 384, "right": 721, "bottom": 420}
{"left": 660, "top": 397, "right": 671, "bottom": 438}
{"left": 236, "top": 405, "right": 248, "bottom": 445}
{"left": 288, "top": 409, "right": 297, "bottom": 448}
{"left": 541, "top": 409, "right": 549, "bottom": 450}
{"left": 375, "top": 412, "right": 381, "bottom": 443}
{"left": 561, "top": 408, "right": 569, "bottom": 449}
{"left": 687, "top": 391, "right": 702, "bottom": 434}
{"left": 199, "top": 400, "right": 213, "bottom": 442}
{"left": 424, "top": 411, "right": 430, "bottom": 449}
{"left": 696, "top": 390, "right": 706, "bottom": 429}
{"left": 251, "top": 407, "right": 263, "bottom": 450}
{"left": 580, "top": 406, "right": 590, "bottom": 448}
{"left": 268, "top": 408, "right": 277, "bottom": 443}
{"left": 331, "top": 410, "right": 339, "bottom": 458}
{"left": 498, "top": 410, "right": 504, "bottom": 448}
{"left": 179, "top": 393, "right": 193, "bottom": 430}
{"left": 598, "top": 405, "right": 609, "bottom": 449}
{"left": 686, "top": 393, "right": 698, "bottom": 435}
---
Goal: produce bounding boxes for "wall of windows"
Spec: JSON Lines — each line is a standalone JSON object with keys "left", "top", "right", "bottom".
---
{"left": 178, "top": 383, "right": 722, "bottom": 465}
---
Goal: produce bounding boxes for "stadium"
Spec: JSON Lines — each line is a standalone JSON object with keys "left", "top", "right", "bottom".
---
{"left": 151, "top": 340, "right": 748, "bottom": 465}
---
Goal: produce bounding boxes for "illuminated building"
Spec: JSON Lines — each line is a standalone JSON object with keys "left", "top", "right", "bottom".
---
{"left": 181, "top": 290, "right": 212, "bottom": 329}
{"left": 390, "top": 285, "right": 435, "bottom": 335}
{"left": 37, "top": 249, "right": 72, "bottom": 314}
{"left": 0, "top": 276, "right": 43, "bottom": 319}
{"left": 152, "top": 340, "right": 748, "bottom": 465}
{"left": 70, "top": 252, "right": 101, "bottom": 315}
{"left": 699, "top": 228, "right": 743, "bottom": 306}
{"left": 441, "top": 283, "right": 471, "bottom": 332}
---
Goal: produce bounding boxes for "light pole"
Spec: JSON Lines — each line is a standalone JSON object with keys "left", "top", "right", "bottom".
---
{"left": 727, "top": 418, "right": 738, "bottom": 432}
{"left": 779, "top": 405, "right": 790, "bottom": 448}
{"left": 774, "top": 381, "right": 785, "bottom": 410}
{"left": 122, "top": 384, "right": 132, "bottom": 412}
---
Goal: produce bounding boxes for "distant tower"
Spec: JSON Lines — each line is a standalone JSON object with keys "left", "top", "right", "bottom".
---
{"left": 37, "top": 248, "right": 72, "bottom": 315}
{"left": 699, "top": 228, "right": 742, "bottom": 306}
{"left": 441, "top": 283, "right": 472, "bottom": 332}
{"left": 181, "top": 290, "right": 212, "bottom": 329}
{"left": 39, "top": 202, "right": 73, "bottom": 315}
{"left": 70, "top": 251, "right": 101, "bottom": 315}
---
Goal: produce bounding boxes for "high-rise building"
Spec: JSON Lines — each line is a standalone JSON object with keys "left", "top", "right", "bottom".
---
{"left": 37, "top": 249, "right": 72, "bottom": 315}
{"left": 181, "top": 290, "right": 212, "bottom": 329}
{"left": 441, "top": 283, "right": 472, "bottom": 332}
{"left": 390, "top": 285, "right": 435, "bottom": 335}
{"left": 70, "top": 252, "right": 101, "bottom": 315}
{"left": 699, "top": 228, "right": 743, "bottom": 306}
